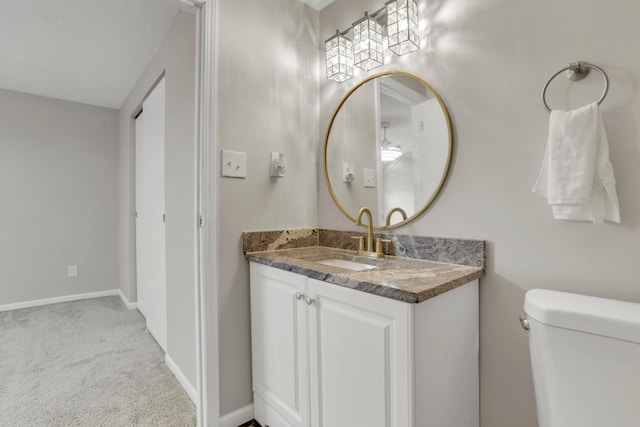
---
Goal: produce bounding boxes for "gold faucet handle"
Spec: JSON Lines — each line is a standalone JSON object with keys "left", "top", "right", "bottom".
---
{"left": 351, "top": 236, "right": 365, "bottom": 251}
{"left": 376, "top": 238, "right": 392, "bottom": 257}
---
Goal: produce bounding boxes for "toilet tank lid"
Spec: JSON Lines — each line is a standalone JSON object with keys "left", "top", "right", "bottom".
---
{"left": 524, "top": 289, "right": 640, "bottom": 344}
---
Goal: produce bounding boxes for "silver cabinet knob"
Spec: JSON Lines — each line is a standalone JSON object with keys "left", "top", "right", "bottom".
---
{"left": 306, "top": 297, "right": 314, "bottom": 306}
{"left": 295, "top": 292, "right": 303, "bottom": 301}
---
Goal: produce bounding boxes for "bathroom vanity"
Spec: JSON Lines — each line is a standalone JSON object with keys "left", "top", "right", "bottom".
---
{"left": 242, "top": 68, "right": 479, "bottom": 427}
{"left": 246, "top": 245, "right": 483, "bottom": 427}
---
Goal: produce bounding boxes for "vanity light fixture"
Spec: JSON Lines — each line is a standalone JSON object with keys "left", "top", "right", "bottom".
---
{"left": 324, "top": 1, "right": 421, "bottom": 82}
{"left": 325, "top": 30, "right": 354, "bottom": 82}
{"left": 386, "top": 0, "right": 420, "bottom": 56}
{"left": 353, "top": 12, "right": 384, "bottom": 71}
{"left": 380, "top": 122, "right": 402, "bottom": 162}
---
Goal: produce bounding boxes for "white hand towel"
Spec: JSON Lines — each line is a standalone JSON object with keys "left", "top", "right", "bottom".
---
{"left": 532, "top": 102, "right": 620, "bottom": 224}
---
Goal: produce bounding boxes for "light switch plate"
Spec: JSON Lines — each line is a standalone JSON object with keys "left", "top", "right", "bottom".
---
{"left": 221, "top": 150, "right": 247, "bottom": 178}
{"left": 364, "top": 168, "right": 375, "bottom": 188}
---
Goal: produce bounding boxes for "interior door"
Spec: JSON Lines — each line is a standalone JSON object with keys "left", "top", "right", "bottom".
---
{"left": 135, "top": 77, "right": 167, "bottom": 352}
{"left": 135, "top": 105, "right": 148, "bottom": 319}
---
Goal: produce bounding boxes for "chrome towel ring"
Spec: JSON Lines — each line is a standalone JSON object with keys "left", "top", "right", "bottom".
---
{"left": 541, "top": 61, "right": 609, "bottom": 112}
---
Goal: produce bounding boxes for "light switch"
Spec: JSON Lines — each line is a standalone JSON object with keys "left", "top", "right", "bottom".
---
{"left": 221, "top": 150, "right": 247, "bottom": 178}
{"left": 364, "top": 168, "right": 376, "bottom": 188}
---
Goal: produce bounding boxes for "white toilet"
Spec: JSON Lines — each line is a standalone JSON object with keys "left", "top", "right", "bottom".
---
{"left": 523, "top": 289, "right": 640, "bottom": 427}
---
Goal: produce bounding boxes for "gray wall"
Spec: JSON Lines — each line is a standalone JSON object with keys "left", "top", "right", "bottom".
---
{"left": 118, "top": 11, "right": 197, "bottom": 388}
{"left": 319, "top": 1, "right": 640, "bottom": 426}
{"left": 216, "top": 0, "right": 320, "bottom": 415}
{"left": 0, "top": 89, "right": 119, "bottom": 305}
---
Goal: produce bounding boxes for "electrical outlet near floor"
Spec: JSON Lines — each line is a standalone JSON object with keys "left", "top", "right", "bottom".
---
{"left": 68, "top": 265, "right": 78, "bottom": 278}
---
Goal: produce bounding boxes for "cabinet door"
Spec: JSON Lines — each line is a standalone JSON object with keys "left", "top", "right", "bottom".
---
{"left": 250, "top": 263, "right": 309, "bottom": 427}
{"left": 307, "top": 279, "right": 413, "bottom": 427}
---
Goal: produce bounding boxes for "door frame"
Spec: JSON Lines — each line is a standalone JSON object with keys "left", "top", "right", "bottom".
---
{"left": 168, "top": 1, "right": 220, "bottom": 425}
{"left": 189, "top": 0, "right": 221, "bottom": 425}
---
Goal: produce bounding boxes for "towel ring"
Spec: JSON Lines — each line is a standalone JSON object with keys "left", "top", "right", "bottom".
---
{"left": 542, "top": 61, "right": 609, "bottom": 112}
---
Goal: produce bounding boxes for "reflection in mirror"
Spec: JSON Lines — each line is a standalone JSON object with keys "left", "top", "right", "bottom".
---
{"left": 324, "top": 71, "right": 452, "bottom": 229}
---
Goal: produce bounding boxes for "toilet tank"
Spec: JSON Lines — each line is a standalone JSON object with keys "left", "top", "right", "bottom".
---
{"left": 524, "top": 289, "right": 640, "bottom": 427}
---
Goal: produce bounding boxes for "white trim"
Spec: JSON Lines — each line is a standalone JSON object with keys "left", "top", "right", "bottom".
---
{"left": 169, "top": 1, "right": 215, "bottom": 426}
{"left": 192, "top": 5, "right": 205, "bottom": 427}
{"left": 0, "top": 289, "right": 120, "bottom": 312}
{"left": 193, "top": 6, "right": 205, "bottom": 427}
{"left": 118, "top": 290, "right": 138, "bottom": 310}
{"left": 165, "top": 354, "right": 198, "bottom": 404}
{"left": 219, "top": 404, "right": 254, "bottom": 427}
{"left": 197, "top": 1, "right": 221, "bottom": 426}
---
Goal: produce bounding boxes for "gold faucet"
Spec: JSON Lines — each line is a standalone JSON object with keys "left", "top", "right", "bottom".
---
{"left": 354, "top": 207, "right": 391, "bottom": 258}
{"left": 356, "top": 207, "right": 375, "bottom": 252}
{"left": 385, "top": 207, "right": 408, "bottom": 226}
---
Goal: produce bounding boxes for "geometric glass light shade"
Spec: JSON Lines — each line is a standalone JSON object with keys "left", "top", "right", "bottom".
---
{"left": 325, "top": 30, "right": 354, "bottom": 83}
{"left": 386, "top": 0, "right": 420, "bottom": 56}
{"left": 353, "top": 12, "right": 384, "bottom": 71}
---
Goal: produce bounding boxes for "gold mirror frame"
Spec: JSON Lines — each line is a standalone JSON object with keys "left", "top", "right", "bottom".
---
{"left": 323, "top": 70, "right": 453, "bottom": 229}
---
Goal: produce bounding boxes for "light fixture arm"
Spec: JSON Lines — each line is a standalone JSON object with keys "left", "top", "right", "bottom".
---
{"left": 332, "top": 6, "right": 387, "bottom": 40}
{"left": 327, "top": 7, "right": 386, "bottom": 41}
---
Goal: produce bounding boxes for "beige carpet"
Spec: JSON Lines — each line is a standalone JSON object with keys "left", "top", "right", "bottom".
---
{"left": 0, "top": 296, "right": 196, "bottom": 426}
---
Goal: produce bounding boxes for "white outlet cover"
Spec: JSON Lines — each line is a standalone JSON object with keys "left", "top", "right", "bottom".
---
{"left": 221, "top": 150, "right": 247, "bottom": 178}
{"left": 343, "top": 162, "right": 355, "bottom": 183}
{"left": 364, "top": 168, "right": 375, "bottom": 188}
{"left": 270, "top": 152, "right": 286, "bottom": 177}
{"left": 68, "top": 265, "right": 78, "bottom": 278}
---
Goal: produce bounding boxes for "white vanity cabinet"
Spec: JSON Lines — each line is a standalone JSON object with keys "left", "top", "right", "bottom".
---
{"left": 250, "top": 262, "right": 310, "bottom": 427}
{"left": 250, "top": 262, "right": 479, "bottom": 427}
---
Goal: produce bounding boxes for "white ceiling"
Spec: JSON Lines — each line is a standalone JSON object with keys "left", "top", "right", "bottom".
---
{"left": 0, "top": 0, "right": 180, "bottom": 109}
{"left": 299, "top": 0, "right": 335, "bottom": 11}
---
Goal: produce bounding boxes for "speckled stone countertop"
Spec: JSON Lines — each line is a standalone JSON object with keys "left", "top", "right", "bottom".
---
{"left": 245, "top": 246, "right": 484, "bottom": 304}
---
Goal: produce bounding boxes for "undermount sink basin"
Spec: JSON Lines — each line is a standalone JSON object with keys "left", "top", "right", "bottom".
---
{"left": 315, "top": 258, "right": 377, "bottom": 271}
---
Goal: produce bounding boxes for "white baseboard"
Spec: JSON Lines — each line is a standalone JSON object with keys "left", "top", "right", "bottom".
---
{"left": 220, "top": 404, "right": 254, "bottom": 427}
{"left": 118, "top": 290, "right": 138, "bottom": 310}
{"left": 0, "top": 289, "right": 121, "bottom": 312}
{"left": 165, "top": 354, "right": 198, "bottom": 404}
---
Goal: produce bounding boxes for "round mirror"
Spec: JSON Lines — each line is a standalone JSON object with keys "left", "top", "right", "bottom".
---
{"left": 323, "top": 71, "right": 453, "bottom": 229}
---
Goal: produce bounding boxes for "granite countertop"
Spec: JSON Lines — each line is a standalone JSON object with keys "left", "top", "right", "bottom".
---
{"left": 245, "top": 246, "right": 484, "bottom": 304}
